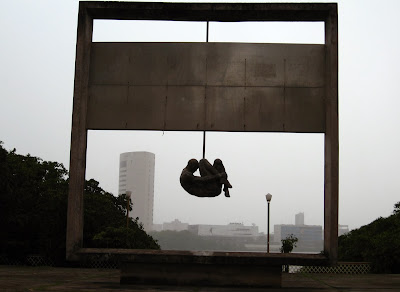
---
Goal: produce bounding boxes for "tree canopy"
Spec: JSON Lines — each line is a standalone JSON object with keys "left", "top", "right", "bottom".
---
{"left": 0, "top": 141, "right": 159, "bottom": 265}
{"left": 338, "top": 202, "right": 400, "bottom": 273}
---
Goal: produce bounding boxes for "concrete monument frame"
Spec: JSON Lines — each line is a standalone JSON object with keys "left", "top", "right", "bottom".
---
{"left": 67, "top": 1, "right": 338, "bottom": 271}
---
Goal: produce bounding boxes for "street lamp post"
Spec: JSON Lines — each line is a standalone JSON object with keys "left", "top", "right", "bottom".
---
{"left": 265, "top": 193, "right": 272, "bottom": 253}
{"left": 126, "top": 191, "right": 132, "bottom": 229}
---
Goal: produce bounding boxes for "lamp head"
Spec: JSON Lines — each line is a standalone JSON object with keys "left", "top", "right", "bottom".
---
{"left": 265, "top": 193, "right": 272, "bottom": 202}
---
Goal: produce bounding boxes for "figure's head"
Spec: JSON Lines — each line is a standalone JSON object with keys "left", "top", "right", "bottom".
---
{"left": 186, "top": 159, "right": 199, "bottom": 173}
{"left": 213, "top": 158, "right": 225, "bottom": 172}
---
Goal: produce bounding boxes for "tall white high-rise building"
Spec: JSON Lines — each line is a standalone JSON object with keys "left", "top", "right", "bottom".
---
{"left": 119, "top": 151, "right": 155, "bottom": 232}
{"left": 295, "top": 212, "right": 305, "bottom": 226}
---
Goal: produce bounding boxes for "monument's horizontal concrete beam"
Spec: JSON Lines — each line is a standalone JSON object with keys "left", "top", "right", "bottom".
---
{"left": 88, "top": 42, "right": 325, "bottom": 132}
{"left": 83, "top": 1, "right": 335, "bottom": 22}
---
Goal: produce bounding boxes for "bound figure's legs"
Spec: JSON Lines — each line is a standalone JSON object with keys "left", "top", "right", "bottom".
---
{"left": 199, "top": 159, "right": 218, "bottom": 176}
{"left": 199, "top": 158, "right": 232, "bottom": 197}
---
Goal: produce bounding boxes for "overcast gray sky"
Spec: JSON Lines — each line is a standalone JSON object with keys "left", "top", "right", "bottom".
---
{"left": 1, "top": 0, "right": 400, "bottom": 233}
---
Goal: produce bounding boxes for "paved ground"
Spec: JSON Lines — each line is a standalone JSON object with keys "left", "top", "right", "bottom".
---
{"left": 1, "top": 266, "right": 400, "bottom": 291}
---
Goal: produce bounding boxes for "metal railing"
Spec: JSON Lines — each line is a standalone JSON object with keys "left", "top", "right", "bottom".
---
{"left": 289, "top": 262, "right": 371, "bottom": 274}
{"left": 1, "top": 255, "right": 371, "bottom": 274}
{"left": 0, "top": 255, "right": 54, "bottom": 267}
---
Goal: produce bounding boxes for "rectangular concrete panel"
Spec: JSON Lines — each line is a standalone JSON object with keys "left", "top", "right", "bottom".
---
{"left": 87, "top": 85, "right": 129, "bottom": 129}
{"left": 284, "top": 46, "right": 325, "bottom": 88}
{"left": 244, "top": 87, "right": 285, "bottom": 131}
{"left": 206, "top": 86, "right": 245, "bottom": 131}
{"left": 284, "top": 87, "right": 325, "bottom": 132}
{"left": 87, "top": 42, "right": 325, "bottom": 132}
{"left": 206, "top": 43, "right": 246, "bottom": 86}
{"left": 89, "top": 44, "right": 131, "bottom": 85}
{"left": 165, "top": 86, "right": 206, "bottom": 130}
{"left": 130, "top": 44, "right": 170, "bottom": 86}
{"left": 126, "top": 86, "right": 166, "bottom": 130}
{"left": 246, "top": 60, "right": 282, "bottom": 87}
{"left": 166, "top": 43, "right": 207, "bottom": 86}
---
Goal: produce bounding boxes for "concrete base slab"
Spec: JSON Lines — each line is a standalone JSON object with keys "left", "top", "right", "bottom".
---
{"left": 120, "top": 262, "right": 282, "bottom": 287}
{"left": 78, "top": 248, "right": 328, "bottom": 287}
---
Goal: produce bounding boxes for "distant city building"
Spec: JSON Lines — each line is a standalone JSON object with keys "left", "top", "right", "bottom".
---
{"left": 295, "top": 212, "right": 305, "bottom": 225}
{"left": 152, "top": 223, "right": 163, "bottom": 232}
{"left": 275, "top": 213, "right": 323, "bottom": 252}
{"left": 274, "top": 224, "right": 323, "bottom": 251}
{"left": 189, "top": 223, "right": 259, "bottom": 237}
{"left": 152, "top": 221, "right": 267, "bottom": 251}
{"left": 339, "top": 224, "right": 349, "bottom": 236}
{"left": 163, "top": 219, "right": 189, "bottom": 232}
{"left": 153, "top": 220, "right": 259, "bottom": 237}
{"left": 119, "top": 151, "right": 155, "bottom": 232}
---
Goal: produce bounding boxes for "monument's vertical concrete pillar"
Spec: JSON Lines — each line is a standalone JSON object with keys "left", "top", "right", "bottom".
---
{"left": 66, "top": 2, "right": 93, "bottom": 260}
{"left": 324, "top": 8, "right": 339, "bottom": 264}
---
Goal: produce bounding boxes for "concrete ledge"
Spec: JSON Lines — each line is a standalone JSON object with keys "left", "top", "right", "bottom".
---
{"left": 78, "top": 248, "right": 329, "bottom": 266}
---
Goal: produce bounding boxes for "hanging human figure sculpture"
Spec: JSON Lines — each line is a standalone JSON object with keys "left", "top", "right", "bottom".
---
{"left": 180, "top": 158, "right": 232, "bottom": 198}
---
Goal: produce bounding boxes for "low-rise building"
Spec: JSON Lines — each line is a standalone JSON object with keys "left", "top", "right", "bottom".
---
{"left": 189, "top": 222, "right": 259, "bottom": 237}
{"left": 163, "top": 219, "right": 189, "bottom": 232}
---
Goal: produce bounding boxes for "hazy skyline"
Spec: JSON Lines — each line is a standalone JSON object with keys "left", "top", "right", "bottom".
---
{"left": 1, "top": 0, "right": 400, "bottom": 233}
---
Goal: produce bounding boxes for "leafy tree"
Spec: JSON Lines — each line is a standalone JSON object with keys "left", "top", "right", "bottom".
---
{"left": 0, "top": 142, "right": 69, "bottom": 262}
{"left": 0, "top": 142, "right": 159, "bottom": 265}
{"left": 338, "top": 202, "right": 400, "bottom": 273}
{"left": 93, "top": 225, "right": 159, "bottom": 250}
{"left": 84, "top": 179, "right": 159, "bottom": 250}
{"left": 394, "top": 201, "right": 400, "bottom": 215}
